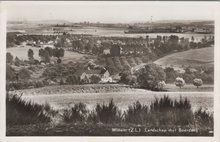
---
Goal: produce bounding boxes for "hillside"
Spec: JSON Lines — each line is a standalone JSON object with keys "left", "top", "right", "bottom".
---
{"left": 154, "top": 47, "right": 214, "bottom": 68}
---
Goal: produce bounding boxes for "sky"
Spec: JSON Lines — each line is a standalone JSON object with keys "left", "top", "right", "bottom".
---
{"left": 5, "top": 1, "right": 217, "bottom": 23}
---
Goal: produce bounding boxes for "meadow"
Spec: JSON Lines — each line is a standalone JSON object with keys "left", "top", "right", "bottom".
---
{"left": 9, "top": 84, "right": 213, "bottom": 113}
{"left": 6, "top": 46, "right": 96, "bottom": 64}
{"left": 154, "top": 47, "right": 214, "bottom": 68}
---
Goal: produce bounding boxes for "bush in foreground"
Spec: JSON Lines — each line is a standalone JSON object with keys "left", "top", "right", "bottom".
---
{"left": 7, "top": 93, "right": 213, "bottom": 132}
{"left": 62, "top": 102, "right": 87, "bottom": 123}
{"left": 6, "top": 93, "right": 56, "bottom": 125}
{"left": 88, "top": 99, "right": 123, "bottom": 124}
{"left": 125, "top": 101, "right": 149, "bottom": 125}
{"left": 61, "top": 96, "right": 211, "bottom": 129}
{"left": 195, "top": 108, "right": 213, "bottom": 129}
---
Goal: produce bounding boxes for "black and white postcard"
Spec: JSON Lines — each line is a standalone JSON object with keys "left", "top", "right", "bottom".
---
{"left": 0, "top": 1, "right": 220, "bottom": 142}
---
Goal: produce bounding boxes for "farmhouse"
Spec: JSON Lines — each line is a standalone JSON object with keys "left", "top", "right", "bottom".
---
{"left": 74, "top": 69, "right": 112, "bottom": 83}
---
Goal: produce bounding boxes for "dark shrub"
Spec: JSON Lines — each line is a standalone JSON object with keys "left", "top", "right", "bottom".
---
{"left": 6, "top": 93, "right": 54, "bottom": 125}
{"left": 57, "top": 58, "right": 62, "bottom": 64}
{"left": 18, "top": 68, "right": 31, "bottom": 80}
{"left": 62, "top": 102, "right": 88, "bottom": 123}
{"left": 195, "top": 108, "right": 213, "bottom": 129}
{"left": 90, "top": 75, "right": 101, "bottom": 84}
{"left": 34, "top": 80, "right": 44, "bottom": 88}
{"left": 89, "top": 99, "right": 123, "bottom": 124}
{"left": 149, "top": 96, "right": 194, "bottom": 126}
{"left": 66, "top": 75, "right": 80, "bottom": 84}
{"left": 6, "top": 52, "right": 13, "bottom": 64}
{"left": 6, "top": 64, "right": 16, "bottom": 81}
{"left": 125, "top": 101, "right": 149, "bottom": 125}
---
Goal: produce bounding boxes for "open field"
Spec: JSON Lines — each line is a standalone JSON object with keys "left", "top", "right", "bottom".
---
{"left": 165, "top": 84, "right": 213, "bottom": 92}
{"left": 9, "top": 84, "right": 213, "bottom": 112}
{"left": 11, "top": 84, "right": 142, "bottom": 95}
{"left": 154, "top": 47, "right": 214, "bottom": 68}
{"left": 6, "top": 46, "right": 96, "bottom": 64}
{"left": 7, "top": 46, "right": 41, "bottom": 60}
{"left": 20, "top": 91, "right": 213, "bottom": 113}
{"left": 8, "top": 24, "right": 213, "bottom": 39}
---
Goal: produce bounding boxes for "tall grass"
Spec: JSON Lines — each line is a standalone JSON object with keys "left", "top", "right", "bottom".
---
{"left": 149, "top": 96, "right": 194, "bottom": 126}
{"left": 61, "top": 95, "right": 212, "bottom": 129}
{"left": 194, "top": 108, "right": 213, "bottom": 129}
{"left": 6, "top": 93, "right": 56, "bottom": 125}
{"left": 7, "top": 93, "right": 213, "bottom": 130}
{"left": 90, "top": 99, "right": 123, "bottom": 123}
{"left": 124, "top": 101, "right": 149, "bottom": 125}
{"left": 62, "top": 102, "right": 87, "bottom": 123}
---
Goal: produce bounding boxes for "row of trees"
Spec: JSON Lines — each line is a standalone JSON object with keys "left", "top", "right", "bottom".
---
{"left": 7, "top": 32, "right": 214, "bottom": 60}
{"left": 39, "top": 47, "right": 64, "bottom": 63}
{"left": 119, "top": 63, "right": 205, "bottom": 91}
{"left": 165, "top": 66, "right": 214, "bottom": 84}
{"left": 175, "top": 77, "right": 203, "bottom": 88}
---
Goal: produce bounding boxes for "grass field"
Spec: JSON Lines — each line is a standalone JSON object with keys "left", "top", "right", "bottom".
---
{"left": 165, "top": 84, "right": 213, "bottom": 92}
{"left": 20, "top": 91, "right": 213, "bottom": 113}
{"left": 9, "top": 84, "right": 213, "bottom": 112}
{"left": 154, "top": 47, "right": 214, "bottom": 68}
{"left": 6, "top": 46, "right": 96, "bottom": 64}
{"left": 7, "top": 46, "right": 41, "bottom": 60}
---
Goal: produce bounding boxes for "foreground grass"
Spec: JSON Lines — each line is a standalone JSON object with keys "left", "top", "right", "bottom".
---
{"left": 6, "top": 93, "right": 57, "bottom": 125}
{"left": 6, "top": 94, "right": 213, "bottom": 136}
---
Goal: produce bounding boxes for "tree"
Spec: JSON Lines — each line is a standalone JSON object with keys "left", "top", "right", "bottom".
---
{"left": 128, "top": 75, "right": 137, "bottom": 86}
{"left": 28, "top": 49, "right": 34, "bottom": 60}
{"left": 6, "top": 52, "right": 13, "bottom": 64}
{"left": 66, "top": 75, "right": 79, "bottom": 84}
{"left": 39, "top": 49, "right": 50, "bottom": 63}
{"left": 6, "top": 64, "right": 16, "bottom": 81}
{"left": 90, "top": 75, "right": 101, "bottom": 84}
{"left": 45, "top": 47, "right": 53, "bottom": 57}
{"left": 110, "top": 45, "right": 121, "bottom": 56}
{"left": 18, "top": 68, "right": 31, "bottom": 80}
{"left": 57, "top": 58, "right": 62, "bottom": 64}
{"left": 14, "top": 56, "right": 21, "bottom": 66}
{"left": 53, "top": 48, "right": 65, "bottom": 59}
{"left": 119, "top": 70, "right": 131, "bottom": 84}
{"left": 193, "top": 78, "right": 203, "bottom": 88}
{"left": 81, "top": 76, "right": 89, "bottom": 84}
{"left": 39, "top": 48, "right": 44, "bottom": 57}
{"left": 164, "top": 67, "right": 178, "bottom": 83}
{"left": 157, "top": 81, "right": 166, "bottom": 90}
{"left": 175, "top": 77, "right": 185, "bottom": 88}
{"left": 44, "top": 50, "right": 50, "bottom": 63}
{"left": 135, "top": 63, "right": 166, "bottom": 90}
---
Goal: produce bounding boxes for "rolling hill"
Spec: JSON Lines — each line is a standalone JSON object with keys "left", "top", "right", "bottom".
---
{"left": 154, "top": 47, "right": 214, "bottom": 68}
